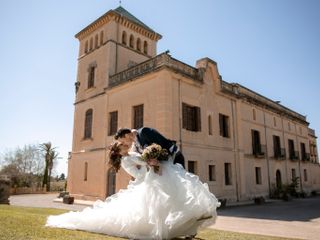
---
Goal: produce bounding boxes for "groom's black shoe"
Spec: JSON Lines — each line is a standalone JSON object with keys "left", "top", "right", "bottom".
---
{"left": 184, "top": 234, "right": 196, "bottom": 239}
{"left": 196, "top": 215, "right": 213, "bottom": 221}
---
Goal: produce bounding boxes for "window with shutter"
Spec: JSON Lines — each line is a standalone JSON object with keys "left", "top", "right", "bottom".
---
{"left": 84, "top": 109, "right": 93, "bottom": 139}
{"left": 133, "top": 105, "right": 143, "bottom": 129}
{"left": 182, "top": 103, "right": 201, "bottom": 132}
{"left": 224, "top": 163, "right": 232, "bottom": 185}
{"left": 219, "top": 114, "right": 229, "bottom": 137}
{"left": 255, "top": 167, "right": 262, "bottom": 184}
{"left": 88, "top": 66, "right": 95, "bottom": 88}
{"left": 209, "top": 165, "right": 216, "bottom": 181}
{"left": 288, "top": 139, "right": 295, "bottom": 159}
{"left": 273, "top": 135, "right": 281, "bottom": 158}
{"left": 108, "top": 111, "right": 118, "bottom": 136}
{"left": 252, "top": 130, "right": 261, "bottom": 155}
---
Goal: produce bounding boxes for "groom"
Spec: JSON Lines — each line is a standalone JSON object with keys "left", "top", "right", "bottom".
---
{"left": 114, "top": 127, "right": 185, "bottom": 168}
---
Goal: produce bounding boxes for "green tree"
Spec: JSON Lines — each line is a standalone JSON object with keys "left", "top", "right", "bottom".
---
{"left": 0, "top": 144, "right": 43, "bottom": 187}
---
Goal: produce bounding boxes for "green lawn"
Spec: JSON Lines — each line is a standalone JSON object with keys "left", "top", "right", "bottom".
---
{"left": 0, "top": 205, "right": 296, "bottom": 240}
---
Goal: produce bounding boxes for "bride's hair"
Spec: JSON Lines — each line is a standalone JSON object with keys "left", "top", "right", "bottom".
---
{"left": 108, "top": 142, "right": 122, "bottom": 172}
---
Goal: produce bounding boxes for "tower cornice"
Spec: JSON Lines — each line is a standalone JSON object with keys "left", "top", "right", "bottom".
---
{"left": 75, "top": 9, "right": 162, "bottom": 41}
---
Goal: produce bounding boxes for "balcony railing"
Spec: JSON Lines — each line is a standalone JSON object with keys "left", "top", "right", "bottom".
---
{"left": 289, "top": 151, "right": 300, "bottom": 161}
{"left": 302, "top": 153, "right": 311, "bottom": 162}
{"left": 252, "top": 144, "right": 266, "bottom": 158}
{"left": 274, "top": 148, "right": 286, "bottom": 160}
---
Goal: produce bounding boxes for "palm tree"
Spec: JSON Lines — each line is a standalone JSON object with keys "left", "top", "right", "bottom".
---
{"left": 47, "top": 149, "right": 59, "bottom": 191}
{"left": 39, "top": 142, "right": 59, "bottom": 191}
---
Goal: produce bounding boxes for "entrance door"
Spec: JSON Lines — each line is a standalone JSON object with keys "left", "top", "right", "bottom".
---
{"left": 107, "top": 168, "right": 116, "bottom": 197}
{"left": 276, "top": 170, "right": 282, "bottom": 188}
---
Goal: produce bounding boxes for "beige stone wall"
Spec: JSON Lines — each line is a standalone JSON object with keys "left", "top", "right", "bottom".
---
{"left": 72, "top": 96, "right": 107, "bottom": 152}
{"left": 117, "top": 24, "right": 157, "bottom": 56}
{"left": 75, "top": 47, "right": 110, "bottom": 102}
{"left": 68, "top": 149, "right": 107, "bottom": 200}
{"left": 68, "top": 8, "right": 320, "bottom": 202}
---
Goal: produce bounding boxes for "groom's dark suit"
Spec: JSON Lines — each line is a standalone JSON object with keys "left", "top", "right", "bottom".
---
{"left": 136, "top": 127, "right": 185, "bottom": 168}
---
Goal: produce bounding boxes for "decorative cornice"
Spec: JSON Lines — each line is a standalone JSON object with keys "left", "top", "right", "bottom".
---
{"left": 220, "top": 80, "right": 309, "bottom": 125}
{"left": 75, "top": 11, "right": 113, "bottom": 40}
{"left": 74, "top": 91, "right": 105, "bottom": 105}
{"left": 75, "top": 10, "right": 162, "bottom": 41}
{"left": 308, "top": 128, "right": 317, "bottom": 138}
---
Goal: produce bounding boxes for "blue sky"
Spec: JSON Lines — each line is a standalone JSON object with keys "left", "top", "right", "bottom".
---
{"left": 0, "top": 0, "right": 319, "bottom": 175}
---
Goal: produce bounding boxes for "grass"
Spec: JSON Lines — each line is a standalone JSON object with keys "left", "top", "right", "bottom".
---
{"left": 0, "top": 205, "right": 296, "bottom": 240}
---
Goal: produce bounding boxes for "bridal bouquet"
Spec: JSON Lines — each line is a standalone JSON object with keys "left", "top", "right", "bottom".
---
{"left": 141, "top": 143, "right": 169, "bottom": 162}
{"left": 141, "top": 144, "right": 168, "bottom": 175}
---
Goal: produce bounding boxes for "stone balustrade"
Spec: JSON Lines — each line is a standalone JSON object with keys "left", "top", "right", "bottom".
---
{"left": 109, "top": 52, "right": 202, "bottom": 88}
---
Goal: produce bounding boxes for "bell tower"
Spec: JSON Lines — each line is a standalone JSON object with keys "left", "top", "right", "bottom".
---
{"left": 74, "top": 6, "right": 162, "bottom": 100}
{"left": 68, "top": 6, "right": 162, "bottom": 200}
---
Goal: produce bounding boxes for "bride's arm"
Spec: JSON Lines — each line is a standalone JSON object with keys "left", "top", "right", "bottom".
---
{"left": 128, "top": 152, "right": 148, "bottom": 166}
{"left": 121, "top": 156, "right": 146, "bottom": 179}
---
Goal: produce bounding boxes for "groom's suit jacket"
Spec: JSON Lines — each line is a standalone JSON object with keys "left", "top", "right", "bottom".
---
{"left": 136, "top": 127, "right": 185, "bottom": 168}
{"left": 136, "top": 127, "right": 175, "bottom": 153}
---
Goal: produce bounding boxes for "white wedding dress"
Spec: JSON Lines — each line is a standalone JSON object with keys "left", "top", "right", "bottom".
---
{"left": 46, "top": 152, "right": 220, "bottom": 239}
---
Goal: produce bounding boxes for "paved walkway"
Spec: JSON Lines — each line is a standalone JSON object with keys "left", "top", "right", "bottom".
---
{"left": 9, "top": 194, "right": 320, "bottom": 240}
{"left": 9, "top": 193, "right": 87, "bottom": 211}
{"left": 212, "top": 197, "right": 320, "bottom": 240}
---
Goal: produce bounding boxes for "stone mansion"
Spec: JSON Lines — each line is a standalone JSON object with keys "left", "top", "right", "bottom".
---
{"left": 67, "top": 6, "right": 320, "bottom": 202}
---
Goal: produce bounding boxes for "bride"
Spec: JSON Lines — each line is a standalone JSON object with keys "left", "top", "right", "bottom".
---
{"left": 46, "top": 142, "right": 220, "bottom": 239}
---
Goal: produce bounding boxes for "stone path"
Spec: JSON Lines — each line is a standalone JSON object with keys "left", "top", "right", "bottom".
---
{"left": 9, "top": 193, "right": 86, "bottom": 211}
{"left": 212, "top": 197, "right": 320, "bottom": 240}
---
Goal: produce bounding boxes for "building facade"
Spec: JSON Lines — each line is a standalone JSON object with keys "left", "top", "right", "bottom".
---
{"left": 67, "top": 7, "right": 320, "bottom": 201}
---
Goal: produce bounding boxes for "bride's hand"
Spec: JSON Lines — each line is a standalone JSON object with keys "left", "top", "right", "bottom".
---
{"left": 147, "top": 158, "right": 159, "bottom": 166}
{"left": 147, "top": 158, "right": 162, "bottom": 176}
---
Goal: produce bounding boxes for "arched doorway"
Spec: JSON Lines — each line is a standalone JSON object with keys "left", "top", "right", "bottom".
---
{"left": 276, "top": 170, "right": 282, "bottom": 188}
{"left": 106, "top": 168, "right": 116, "bottom": 197}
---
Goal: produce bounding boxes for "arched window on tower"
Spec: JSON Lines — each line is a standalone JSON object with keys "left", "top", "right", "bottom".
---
{"left": 84, "top": 40, "right": 88, "bottom": 54}
{"left": 84, "top": 109, "right": 93, "bottom": 139}
{"left": 122, "top": 31, "right": 127, "bottom": 45}
{"left": 129, "top": 34, "right": 134, "bottom": 48}
{"left": 89, "top": 37, "right": 93, "bottom": 51}
{"left": 100, "top": 31, "right": 104, "bottom": 45}
{"left": 95, "top": 34, "right": 99, "bottom": 48}
{"left": 143, "top": 41, "right": 148, "bottom": 54}
{"left": 136, "top": 38, "right": 141, "bottom": 52}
